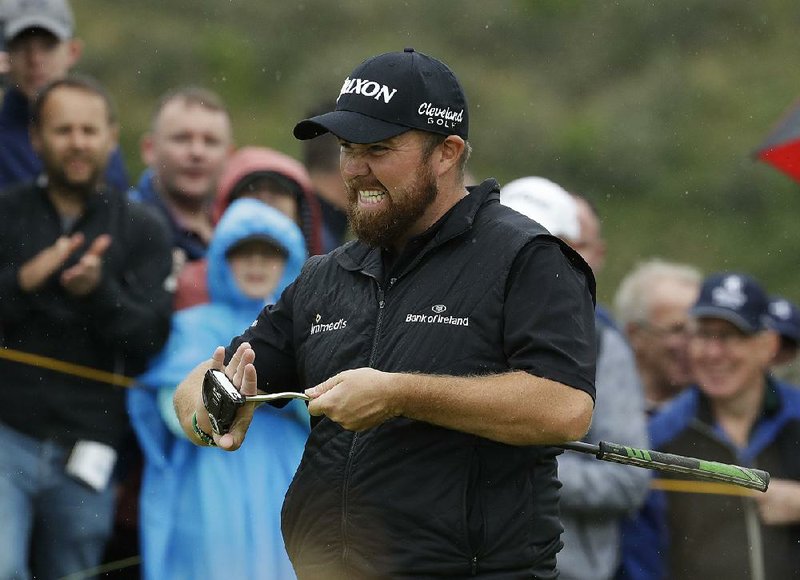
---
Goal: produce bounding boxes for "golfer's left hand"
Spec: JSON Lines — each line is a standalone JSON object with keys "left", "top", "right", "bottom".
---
{"left": 306, "top": 368, "right": 401, "bottom": 431}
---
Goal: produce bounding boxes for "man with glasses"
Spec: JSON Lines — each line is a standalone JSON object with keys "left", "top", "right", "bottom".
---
{"left": 614, "top": 259, "right": 702, "bottom": 412}
{"left": 621, "top": 272, "right": 800, "bottom": 579}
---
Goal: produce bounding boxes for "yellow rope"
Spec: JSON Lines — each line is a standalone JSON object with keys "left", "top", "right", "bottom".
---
{"left": 0, "top": 347, "right": 135, "bottom": 387}
{"left": 57, "top": 555, "right": 140, "bottom": 580}
{"left": 651, "top": 477, "right": 757, "bottom": 497}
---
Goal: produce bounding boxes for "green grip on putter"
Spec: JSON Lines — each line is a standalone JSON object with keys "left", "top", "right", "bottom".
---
{"left": 598, "top": 441, "right": 770, "bottom": 492}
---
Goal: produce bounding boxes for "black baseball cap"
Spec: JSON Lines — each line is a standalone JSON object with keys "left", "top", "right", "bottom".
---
{"left": 294, "top": 48, "right": 469, "bottom": 144}
{"left": 690, "top": 272, "right": 771, "bottom": 334}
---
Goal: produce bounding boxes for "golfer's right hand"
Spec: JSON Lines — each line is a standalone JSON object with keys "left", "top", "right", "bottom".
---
{"left": 208, "top": 343, "right": 259, "bottom": 451}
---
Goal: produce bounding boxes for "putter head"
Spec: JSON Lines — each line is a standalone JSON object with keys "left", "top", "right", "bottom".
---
{"left": 202, "top": 369, "right": 244, "bottom": 435}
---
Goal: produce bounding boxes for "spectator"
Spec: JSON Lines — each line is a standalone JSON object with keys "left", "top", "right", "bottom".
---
{"left": 767, "top": 295, "right": 800, "bottom": 383}
{"left": 570, "top": 195, "right": 606, "bottom": 273}
{"left": 0, "top": 0, "right": 128, "bottom": 192}
{"left": 0, "top": 76, "right": 172, "bottom": 580}
{"left": 129, "top": 86, "right": 233, "bottom": 267}
{"left": 501, "top": 177, "right": 649, "bottom": 580}
{"left": 174, "top": 48, "right": 597, "bottom": 578}
{"left": 499, "top": 176, "right": 580, "bottom": 240}
{"left": 301, "top": 101, "right": 351, "bottom": 251}
{"left": 622, "top": 272, "right": 800, "bottom": 579}
{"left": 174, "top": 146, "right": 323, "bottom": 309}
{"left": 571, "top": 193, "right": 616, "bottom": 329}
{"left": 615, "top": 258, "right": 702, "bottom": 412}
{"left": 211, "top": 147, "right": 323, "bottom": 255}
{"left": 127, "top": 198, "right": 308, "bottom": 580}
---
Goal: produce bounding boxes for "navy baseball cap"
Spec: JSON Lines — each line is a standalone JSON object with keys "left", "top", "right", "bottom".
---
{"left": 768, "top": 295, "right": 800, "bottom": 344}
{"left": 690, "top": 272, "right": 771, "bottom": 334}
{"left": 293, "top": 48, "right": 469, "bottom": 144}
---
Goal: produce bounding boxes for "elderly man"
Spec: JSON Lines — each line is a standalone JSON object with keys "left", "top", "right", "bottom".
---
{"left": 615, "top": 259, "right": 702, "bottom": 411}
{"left": 174, "top": 48, "right": 597, "bottom": 579}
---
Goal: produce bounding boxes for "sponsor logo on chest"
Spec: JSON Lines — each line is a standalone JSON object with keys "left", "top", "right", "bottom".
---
{"left": 310, "top": 313, "right": 348, "bottom": 335}
{"left": 404, "top": 304, "right": 469, "bottom": 327}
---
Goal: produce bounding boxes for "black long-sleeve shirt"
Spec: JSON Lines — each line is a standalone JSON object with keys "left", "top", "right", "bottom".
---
{"left": 0, "top": 180, "right": 173, "bottom": 450}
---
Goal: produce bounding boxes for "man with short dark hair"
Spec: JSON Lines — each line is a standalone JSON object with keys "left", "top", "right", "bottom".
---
{"left": 129, "top": 86, "right": 234, "bottom": 268}
{"left": 0, "top": 0, "right": 128, "bottom": 192}
{"left": 174, "top": 48, "right": 597, "bottom": 579}
{"left": 0, "top": 76, "right": 173, "bottom": 579}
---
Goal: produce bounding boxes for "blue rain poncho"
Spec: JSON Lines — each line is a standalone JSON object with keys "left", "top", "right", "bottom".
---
{"left": 127, "top": 198, "right": 308, "bottom": 580}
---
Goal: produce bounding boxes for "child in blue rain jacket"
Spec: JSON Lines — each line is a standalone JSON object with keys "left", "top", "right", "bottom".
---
{"left": 127, "top": 198, "right": 308, "bottom": 580}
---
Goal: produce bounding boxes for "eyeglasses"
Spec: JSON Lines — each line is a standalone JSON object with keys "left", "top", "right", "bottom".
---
{"left": 688, "top": 329, "right": 752, "bottom": 348}
{"left": 638, "top": 322, "right": 691, "bottom": 340}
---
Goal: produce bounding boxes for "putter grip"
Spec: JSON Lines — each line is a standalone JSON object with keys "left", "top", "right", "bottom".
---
{"left": 598, "top": 441, "right": 770, "bottom": 492}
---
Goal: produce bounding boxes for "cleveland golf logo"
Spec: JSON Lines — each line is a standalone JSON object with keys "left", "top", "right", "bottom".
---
{"left": 338, "top": 77, "right": 398, "bottom": 104}
{"left": 418, "top": 103, "right": 464, "bottom": 130}
{"left": 405, "top": 304, "right": 469, "bottom": 327}
{"left": 310, "top": 313, "right": 348, "bottom": 335}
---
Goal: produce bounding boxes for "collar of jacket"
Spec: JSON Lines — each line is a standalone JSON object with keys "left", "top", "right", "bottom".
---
{"left": 34, "top": 174, "right": 111, "bottom": 225}
{"left": 334, "top": 178, "right": 501, "bottom": 278}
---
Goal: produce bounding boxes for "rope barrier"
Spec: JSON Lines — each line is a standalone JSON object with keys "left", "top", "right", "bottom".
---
{"left": 0, "top": 346, "right": 135, "bottom": 387}
{"left": 57, "top": 555, "right": 140, "bottom": 580}
{"left": 651, "top": 477, "right": 757, "bottom": 497}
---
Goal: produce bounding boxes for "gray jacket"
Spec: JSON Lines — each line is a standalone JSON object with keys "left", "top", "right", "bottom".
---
{"left": 557, "top": 321, "right": 650, "bottom": 580}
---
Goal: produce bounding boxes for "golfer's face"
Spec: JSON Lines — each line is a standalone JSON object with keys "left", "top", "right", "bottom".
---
{"left": 338, "top": 131, "right": 438, "bottom": 248}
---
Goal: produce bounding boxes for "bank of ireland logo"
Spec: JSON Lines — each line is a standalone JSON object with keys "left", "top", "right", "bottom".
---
{"left": 404, "top": 304, "right": 469, "bottom": 327}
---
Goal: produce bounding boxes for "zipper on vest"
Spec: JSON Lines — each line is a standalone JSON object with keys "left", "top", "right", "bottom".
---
{"left": 471, "top": 555, "right": 478, "bottom": 575}
{"left": 341, "top": 284, "right": 386, "bottom": 567}
{"left": 369, "top": 287, "right": 386, "bottom": 363}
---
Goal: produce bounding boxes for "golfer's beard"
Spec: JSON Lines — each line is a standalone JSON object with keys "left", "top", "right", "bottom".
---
{"left": 347, "top": 165, "right": 438, "bottom": 249}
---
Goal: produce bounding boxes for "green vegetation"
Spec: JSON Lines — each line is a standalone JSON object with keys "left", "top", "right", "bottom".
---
{"left": 73, "top": 0, "right": 800, "bottom": 304}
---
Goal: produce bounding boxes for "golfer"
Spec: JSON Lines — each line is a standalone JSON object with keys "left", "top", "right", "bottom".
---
{"left": 175, "top": 48, "right": 597, "bottom": 579}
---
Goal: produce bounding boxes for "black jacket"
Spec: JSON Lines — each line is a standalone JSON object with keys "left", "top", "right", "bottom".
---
{"left": 0, "top": 180, "right": 173, "bottom": 450}
{"left": 232, "top": 179, "right": 596, "bottom": 578}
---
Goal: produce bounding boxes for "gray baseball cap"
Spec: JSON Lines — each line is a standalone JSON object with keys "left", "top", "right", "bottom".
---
{"left": 4, "top": 0, "right": 74, "bottom": 42}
